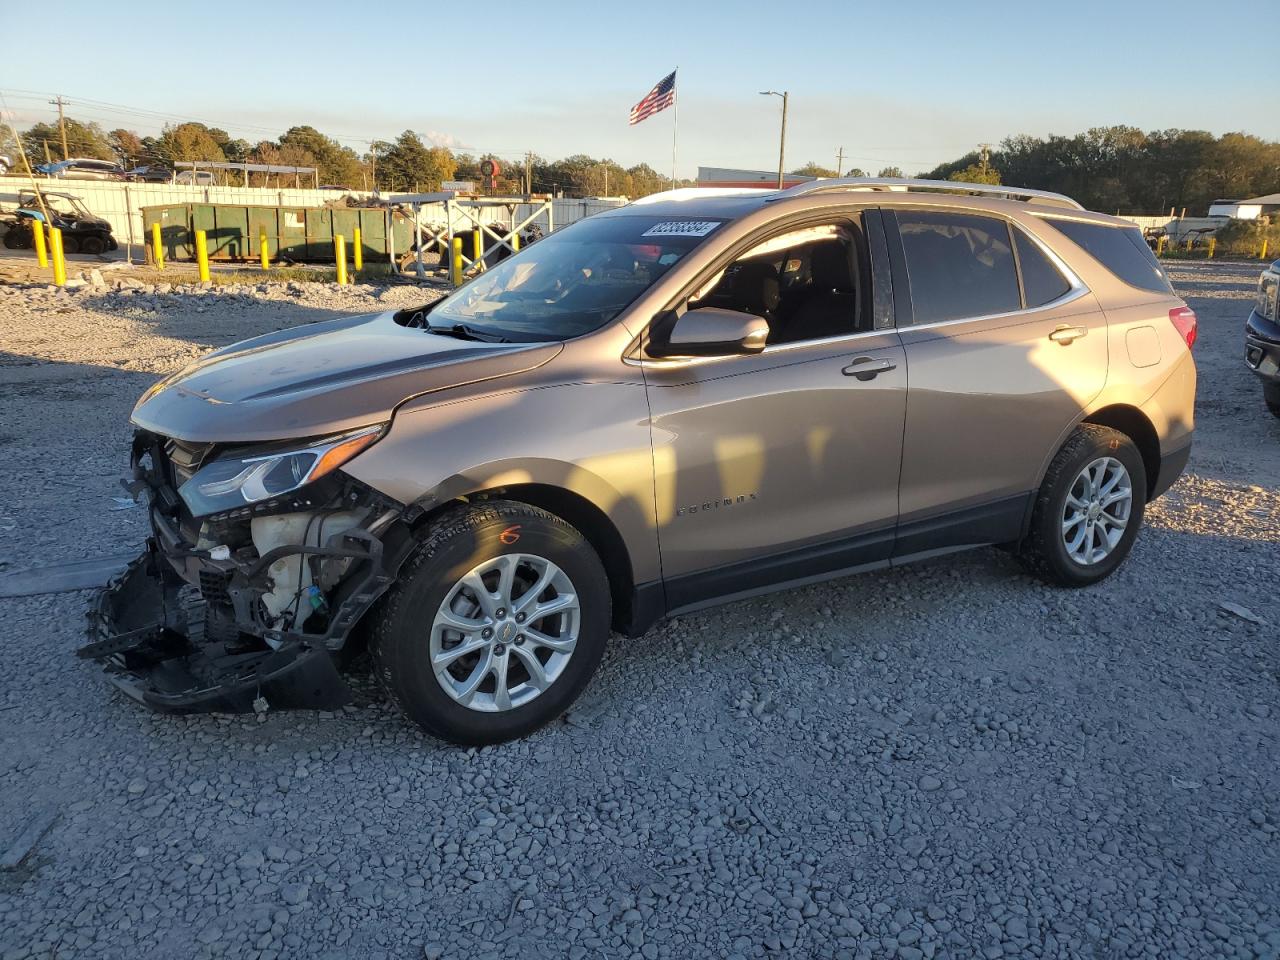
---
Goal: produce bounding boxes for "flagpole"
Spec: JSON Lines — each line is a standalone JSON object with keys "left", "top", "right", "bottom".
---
{"left": 671, "top": 67, "right": 678, "bottom": 188}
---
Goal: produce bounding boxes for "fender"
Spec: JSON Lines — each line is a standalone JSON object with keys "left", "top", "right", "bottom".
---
{"left": 342, "top": 380, "right": 662, "bottom": 586}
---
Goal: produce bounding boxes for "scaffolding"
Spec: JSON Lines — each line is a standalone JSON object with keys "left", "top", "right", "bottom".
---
{"left": 387, "top": 193, "right": 555, "bottom": 284}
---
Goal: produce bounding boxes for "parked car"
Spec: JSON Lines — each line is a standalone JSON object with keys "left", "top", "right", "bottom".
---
{"left": 83, "top": 177, "right": 1197, "bottom": 744}
{"left": 2, "top": 189, "right": 117, "bottom": 254}
{"left": 1246, "top": 259, "right": 1280, "bottom": 418}
{"left": 124, "top": 164, "right": 174, "bottom": 183}
{"left": 173, "top": 169, "right": 216, "bottom": 186}
{"left": 0, "top": 154, "right": 10, "bottom": 176}
{"left": 35, "top": 158, "right": 125, "bottom": 181}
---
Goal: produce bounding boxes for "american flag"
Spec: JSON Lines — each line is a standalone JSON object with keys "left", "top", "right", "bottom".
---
{"left": 629, "top": 70, "right": 677, "bottom": 126}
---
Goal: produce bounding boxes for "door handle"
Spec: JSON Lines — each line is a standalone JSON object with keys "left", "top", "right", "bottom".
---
{"left": 842, "top": 356, "right": 897, "bottom": 381}
{"left": 1048, "top": 324, "right": 1088, "bottom": 345}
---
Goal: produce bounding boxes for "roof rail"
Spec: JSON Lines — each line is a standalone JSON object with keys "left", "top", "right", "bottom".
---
{"left": 770, "top": 177, "right": 1084, "bottom": 211}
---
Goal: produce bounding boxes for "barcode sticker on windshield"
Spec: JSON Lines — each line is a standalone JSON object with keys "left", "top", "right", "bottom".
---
{"left": 641, "top": 221, "right": 721, "bottom": 238}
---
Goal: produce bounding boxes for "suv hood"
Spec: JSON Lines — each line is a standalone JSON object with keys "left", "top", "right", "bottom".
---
{"left": 131, "top": 310, "right": 562, "bottom": 443}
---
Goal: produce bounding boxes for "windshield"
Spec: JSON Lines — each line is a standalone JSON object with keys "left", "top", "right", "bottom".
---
{"left": 21, "top": 194, "right": 87, "bottom": 217}
{"left": 427, "top": 214, "right": 725, "bottom": 342}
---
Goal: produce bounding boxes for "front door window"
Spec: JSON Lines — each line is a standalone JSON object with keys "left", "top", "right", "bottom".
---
{"left": 686, "top": 220, "right": 869, "bottom": 345}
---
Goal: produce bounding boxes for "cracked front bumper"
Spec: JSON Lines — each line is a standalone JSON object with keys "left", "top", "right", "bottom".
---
{"left": 79, "top": 542, "right": 352, "bottom": 714}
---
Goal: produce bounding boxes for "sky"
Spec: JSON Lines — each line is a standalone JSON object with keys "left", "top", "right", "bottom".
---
{"left": 2, "top": 0, "right": 1275, "bottom": 178}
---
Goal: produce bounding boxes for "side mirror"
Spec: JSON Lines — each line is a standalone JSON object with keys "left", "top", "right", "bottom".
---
{"left": 648, "top": 307, "right": 770, "bottom": 358}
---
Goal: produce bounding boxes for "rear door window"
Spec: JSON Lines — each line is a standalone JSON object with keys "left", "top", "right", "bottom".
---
{"left": 896, "top": 211, "right": 1021, "bottom": 323}
{"left": 1013, "top": 228, "right": 1072, "bottom": 307}
{"left": 1046, "top": 219, "right": 1173, "bottom": 294}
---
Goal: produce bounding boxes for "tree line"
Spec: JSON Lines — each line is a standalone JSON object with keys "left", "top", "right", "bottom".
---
{"left": 919, "top": 127, "right": 1280, "bottom": 215}
{"left": 1, "top": 116, "right": 692, "bottom": 197}
{"left": 5, "top": 116, "right": 1277, "bottom": 213}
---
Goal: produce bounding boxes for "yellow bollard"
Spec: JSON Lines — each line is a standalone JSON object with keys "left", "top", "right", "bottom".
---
{"left": 50, "top": 228, "right": 66, "bottom": 286}
{"left": 194, "top": 229, "right": 211, "bottom": 284}
{"left": 1207, "top": 237, "right": 1216, "bottom": 259}
{"left": 259, "top": 228, "right": 270, "bottom": 271}
{"left": 1156, "top": 235, "right": 1166, "bottom": 257}
{"left": 511, "top": 230, "right": 520, "bottom": 253}
{"left": 450, "top": 237, "right": 463, "bottom": 287}
{"left": 334, "top": 234, "right": 347, "bottom": 286}
{"left": 150, "top": 222, "right": 164, "bottom": 270}
{"left": 352, "top": 226, "right": 363, "bottom": 273}
{"left": 1184, "top": 237, "right": 1193, "bottom": 253}
{"left": 31, "top": 220, "right": 48, "bottom": 268}
{"left": 1262, "top": 238, "right": 1270, "bottom": 261}
{"left": 472, "top": 228, "right": 482, "bottom": 266}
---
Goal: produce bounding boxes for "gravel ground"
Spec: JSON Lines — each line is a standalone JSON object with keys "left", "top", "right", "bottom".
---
{"left": 0, "top": 262, "right": 1277, "bottom": 960}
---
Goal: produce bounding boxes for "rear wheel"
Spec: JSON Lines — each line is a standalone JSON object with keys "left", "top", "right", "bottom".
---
{"left": 1264, "top": 382, "right": 1280, "bottom": 419}
{"left": 61, "top": 234, "right": 81, "bottom": 255}
{"left": 1020, "top": 424, "right": 1147, "bottom": 587}
{"left": 370, "top": 501, "right": 610, "bottom": 745}
{"left": 80, "top": 235, "right": 106, "bottom": 255}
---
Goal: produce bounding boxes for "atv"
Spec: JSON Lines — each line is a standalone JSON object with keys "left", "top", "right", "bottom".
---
{"left": 2, "top": 189, "right": 117, "bottom": 255}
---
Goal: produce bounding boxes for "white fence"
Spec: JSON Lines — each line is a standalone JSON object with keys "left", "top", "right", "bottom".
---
{"left": 1120, "top": 214, "right": 1229, "bottom": 242}
{"left": 0, "top": 177, "right": 628, "bottom": 251}
{"left": 0, "top": 177, "right": 375, "bottom": 247}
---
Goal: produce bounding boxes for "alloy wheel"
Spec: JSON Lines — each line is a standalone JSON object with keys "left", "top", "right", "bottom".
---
{"left": 429, "top": 553, "right": 580, "bottom": 712}
{"left": 1061, "top": 456, "right": 1133, "bottom": 565}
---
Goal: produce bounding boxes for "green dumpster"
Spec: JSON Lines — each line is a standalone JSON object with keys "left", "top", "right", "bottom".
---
{"left": 140, "top": 202, "right": 413, "bottom": 264}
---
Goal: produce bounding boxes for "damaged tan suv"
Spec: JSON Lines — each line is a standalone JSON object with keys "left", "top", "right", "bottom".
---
{"left": 83, "top": 178, "right": 1197, "bottom": 744}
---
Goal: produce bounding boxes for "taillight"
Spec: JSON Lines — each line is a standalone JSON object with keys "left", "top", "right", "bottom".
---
{"left": 1169, "top": 306, "right": 1197, "bottom": 350}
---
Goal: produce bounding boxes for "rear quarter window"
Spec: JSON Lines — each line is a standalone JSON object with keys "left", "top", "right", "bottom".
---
{"left": 1046, "top": 219, "right": 1173, "bottom": 295}
{"left": 1012, "top": 228, "right": 1072, "bottom": 307}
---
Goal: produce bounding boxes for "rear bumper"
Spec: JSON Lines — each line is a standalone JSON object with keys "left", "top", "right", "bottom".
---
{"left": 1245, "top": 308, "right": 1280, "bottom": 386}
{"left": 79, "top": 540, "right": 352, "bottom": 714}
{"left": 1151, "top": 438, "right": 1192, "bottom": 500}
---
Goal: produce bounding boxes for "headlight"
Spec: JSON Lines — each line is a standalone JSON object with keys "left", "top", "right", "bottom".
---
{"left": 178, "top": 425, "right": 384, "bottom": 517}
{"left": 1259, "top": 274, "right": 1278, "bottom": 321}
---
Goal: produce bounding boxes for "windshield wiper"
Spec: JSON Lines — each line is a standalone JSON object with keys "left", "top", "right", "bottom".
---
{"left": 424, "top": 323, "right": 511, "bottom": 344}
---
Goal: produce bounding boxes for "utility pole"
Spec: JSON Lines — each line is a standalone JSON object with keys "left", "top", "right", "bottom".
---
{"left": 49, "top": 96, "right": 69, "bottom": 160}
{"left": 979, "top": 142, "right": 991, "bottom": 176}
{"left": 759, "top": 90, "right": 789, "bottom": 189}
{"left": 835, "top": 147, "right": 845, "bottom": 178}
{"left": 524, "top": 152, "right": 532, "bottom": 195}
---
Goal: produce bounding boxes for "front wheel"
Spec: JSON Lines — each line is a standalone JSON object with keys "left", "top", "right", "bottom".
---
{"left": 1264, "top": 382, "right": 1280, "bottom": 419}
{"left": 370, "top": 501, "right": 611, "bottom": 745}
{"left": 1020, "top": 424, "right": 1147, "bottom": 587}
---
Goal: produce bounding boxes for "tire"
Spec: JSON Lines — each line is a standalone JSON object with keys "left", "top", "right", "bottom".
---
{"left": 1264, "top": 382, "right": 1280, "bottom": 419}
{"left": 80, "top": 235, "right": 106, "bottom": 255}
{"left": 370, "top": 500, "right": 611, "bottom": 745}
{"left": 3, "top": 228, "right": 28, "bottom": 249}
{"left": 1020, "top": 424, "right": 1148, "bottom": 587}
{"left": 61, "top": 234, "right": 80, "bottom": 255}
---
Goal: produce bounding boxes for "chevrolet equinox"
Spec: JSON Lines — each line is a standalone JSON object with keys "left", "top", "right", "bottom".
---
{"left": 83, "top": 178, "right": 1197, "bottom": 744}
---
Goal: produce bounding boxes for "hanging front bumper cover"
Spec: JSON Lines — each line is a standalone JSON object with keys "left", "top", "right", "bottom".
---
{"left": 80, "top": 541, "right": 352, "bottom": 714}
